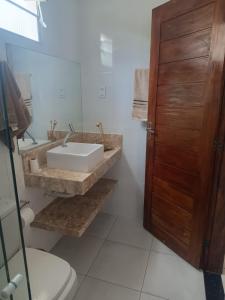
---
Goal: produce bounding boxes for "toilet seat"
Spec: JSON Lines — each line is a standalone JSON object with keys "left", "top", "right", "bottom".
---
{"left": 7, "top": 248, "right": 77, "bottom": 300}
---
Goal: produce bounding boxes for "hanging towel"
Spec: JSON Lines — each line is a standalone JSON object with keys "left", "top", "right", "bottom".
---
{"left": 132, "top": 69, "right": 149, "bottom": 121}
{"left": 0, "top": 61, "right": 31, "bottom": 151}
{"left": 15, "top": 73, "right": 33, "bottom": 117}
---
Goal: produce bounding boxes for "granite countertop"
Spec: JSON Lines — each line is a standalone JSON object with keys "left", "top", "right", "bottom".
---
{"left": 21, "top": 132, "right": 122, "bottom": 195}
{"left": 31, "top": 178, "right": 117, "bottom": 237}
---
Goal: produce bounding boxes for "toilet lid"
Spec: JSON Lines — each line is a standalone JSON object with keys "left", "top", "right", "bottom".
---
{"left": 8, "top": 248, "right": 73, "bottom": 300}
{"left": 26, "top": 248, "right": 72, "bottom": 300}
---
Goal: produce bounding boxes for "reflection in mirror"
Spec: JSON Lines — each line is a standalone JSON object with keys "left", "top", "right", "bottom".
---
{"left": 6, "top": 44, "right": 83, "bottom": 152}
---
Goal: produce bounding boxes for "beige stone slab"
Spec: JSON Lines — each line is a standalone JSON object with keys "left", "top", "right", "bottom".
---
{"left": 31, "top": 179, "right": 117, "bottom": 237}
{"left": 21, "top": 132, "right": 122, "bottom": 195}
{"left": 24, "top": 147, "right": 121, "bottom": 195}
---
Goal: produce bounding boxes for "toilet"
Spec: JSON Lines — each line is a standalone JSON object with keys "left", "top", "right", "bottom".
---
{"left": 0, "top": 200, "right": 77, "bottom": 300}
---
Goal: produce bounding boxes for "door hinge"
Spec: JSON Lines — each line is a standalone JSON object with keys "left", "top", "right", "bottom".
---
{"left": 203, "top": 240, "right": 210, "bottom": 249}
{"left": 214, "top": 140, "right": 224, "bottom": 151}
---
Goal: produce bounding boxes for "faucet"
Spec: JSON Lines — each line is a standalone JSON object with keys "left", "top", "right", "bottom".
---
{"left": 68, "top": 123, "right": 75, "bottom": 133}
{"left": 25, "top": 130, "right": 37, "bottom": 145}
{"left": 62, "top": 132, "right": 72, "bottom": 147}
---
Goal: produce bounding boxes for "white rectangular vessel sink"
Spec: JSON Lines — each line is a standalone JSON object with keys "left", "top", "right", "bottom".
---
{"left": 47, "top": 142, "right": 104, "bottom": 172}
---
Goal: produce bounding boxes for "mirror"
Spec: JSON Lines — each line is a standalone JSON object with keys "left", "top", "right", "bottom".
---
{"left": 6, "top": 44, "right": 83, "bottom": 151}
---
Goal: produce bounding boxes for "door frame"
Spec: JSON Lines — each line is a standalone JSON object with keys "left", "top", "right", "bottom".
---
{"left": 203, "top": 86, "right": 225, "bottom": 274}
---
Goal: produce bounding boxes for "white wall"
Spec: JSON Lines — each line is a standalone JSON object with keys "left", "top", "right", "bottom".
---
{"left": 0, "top": 0, "right": 81, "bottom": 250}
{"left": 0, "top": 0, "right": 170, "bottom": 253}
{"left": 79, "top": 0, "right": 168, "bottom": 221}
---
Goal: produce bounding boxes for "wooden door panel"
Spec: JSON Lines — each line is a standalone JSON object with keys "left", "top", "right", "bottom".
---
{"left": 150, "top": 220, "right": 189, "bottom": 256}
{"left": 152, "top": 196, "right": 192, "bottom": 234}
{"left": 154, "top": 161, "right": 197, "bottom": 196}
{"left": 158, "top": 57, "right": 209, "bottom": 85}
{"left": 156, "top": 127, "right": 200, "bottom": 153}
{"left": 160, "top": 0, "right": 215, "bottom": 22}
{"left": 157, "top": 84, "right": 205, "bottom": 107}
{"left": 151, "top": 213, "right": 191, "bottom": 246}
{"left": 160, "top": 29, "right": 211, "bottom": 64}
{"left": 161, "top": 3, "right": 214, "bottom": 41}
{"left": 152, "top": 196, "right": 192, "bottom": 246}
{"left": 144, "top": 0, "right": 225, "bottom": 268}
{"left": 156, "top": 107, "right": 204, "bottom": 130}
{"left": 155, "top": 144, "right": 199, "bottom": 174}
{"left": 153, "top": 177, "right": 194, "bottom": 212}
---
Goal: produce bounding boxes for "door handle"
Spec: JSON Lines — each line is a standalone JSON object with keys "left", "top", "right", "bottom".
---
{"left": 146, "top": 122, "right": 155, "bottom": 135}
{"left": 1, "top": 274, "right": 23, "bottom": 299}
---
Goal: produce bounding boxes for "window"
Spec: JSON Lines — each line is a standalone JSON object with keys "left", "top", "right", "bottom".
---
{"left": 0, "top": 0, "right": 39, "bottom": 41}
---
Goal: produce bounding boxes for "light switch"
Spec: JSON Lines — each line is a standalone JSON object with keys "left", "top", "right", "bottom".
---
{"left": 58, "top": 88, "right": 66, "bottom": 99}
{"left": 99, "top": 86, "right": 106, "bottom": 99}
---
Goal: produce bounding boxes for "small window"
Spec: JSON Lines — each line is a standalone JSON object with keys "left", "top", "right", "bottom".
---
{"left": 0, "top": 0, "right": 39, "bottom": 41}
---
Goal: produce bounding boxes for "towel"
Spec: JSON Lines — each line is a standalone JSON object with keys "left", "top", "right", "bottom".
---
{"left": 15, "top": 73, "right": 32, "bottom": 100}
{"left": 132, "top": 69, "right": 149, "bottom": 121}
{"left": 0, "top": 61, "right": 31, "bottom": 151}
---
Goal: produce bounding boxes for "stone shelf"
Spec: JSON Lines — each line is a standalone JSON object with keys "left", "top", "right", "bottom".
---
{"left": 21, "top": 132, "right": 122, "bottom": 195}
{"left": 31, "top": 178, "right": 117, "bottom": 237}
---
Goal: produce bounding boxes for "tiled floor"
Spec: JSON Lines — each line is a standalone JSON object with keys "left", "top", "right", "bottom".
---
{"left": 51, "top": 213, "right": 206, "bottom": 300}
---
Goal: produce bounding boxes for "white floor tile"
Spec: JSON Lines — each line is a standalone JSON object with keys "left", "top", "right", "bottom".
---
{"left": 143, "top": 252, "right": 206, "bottom": 300}
{"left": 75, "top": 277, "right": 140, "bottom": 300}
{"left": 51, "top": 236, "right": 104, "bottom": 274}
{"left": 107, "top": 217, "right": 153, "bottom": 249}
{"left": 140, "top": 293, "right": 167, "bottom": 300}
{"left": 88, "top": 241, "right": 149, "bottom": 291}
{"left": 151, "top": 238, "right": 175, "bottom": 255}
{"left": 86, "top": 213, "right": 116, "bottom": 239}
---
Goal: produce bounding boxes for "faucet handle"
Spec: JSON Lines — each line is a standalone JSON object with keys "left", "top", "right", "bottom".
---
{"left": 68, "top": 123, "right": 75, "bottom": 133}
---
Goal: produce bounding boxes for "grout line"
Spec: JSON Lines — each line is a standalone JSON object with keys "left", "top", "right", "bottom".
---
{"left": 86, "top": 241, "right": 105, "bottom": 273}
{"left": 140, "top": 237, "right": 154, "bottom": 295}
{"left": 105, "top": 215, "right": 118, "bottom": 239}
{"left": 83, "top": 214, "right": 118, "bottom": 240}
{"left": 105, "top": 238, "right": 152, "bottom": 252}
{"left": 73, "top": 224, "right": 109, "bottom": 299}
{"left": 74, "top": 273, "right": 86, "bottom": 297}
{"left": 79, "top": 215, "right": 151, "bottom": 294}
{"left": 85, "top": 213, "right": 119, "bottom": 272}
{"left": 141, "top": 291, "right": 169, "bottom": 300}
{"left": 73, "top": 238, "right": 105, "bottom": 298}
{"left": 74, "top": 211, "right": 118, "bottom": 297}
{"left": 108, "top": 237, "right": 153, "bottom": 252}
{"left": 86, "top": 274, "right": 142, "bottom": 293}
{"left": 105, "top": 217, "right": 154, "bottom": 251}
{"left": 138, "top": 292, "right": 142, "bottom": 300}
{"left": 72, "top": 215, "right": 173, "bottom": 299}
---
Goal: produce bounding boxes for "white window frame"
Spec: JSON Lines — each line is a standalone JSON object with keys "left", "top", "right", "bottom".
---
{"left": 0, "top": 0, "right": 39, "bottom": 41}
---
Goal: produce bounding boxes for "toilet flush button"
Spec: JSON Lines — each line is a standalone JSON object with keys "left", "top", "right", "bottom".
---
{"left": 1, "top": 274, "right": 23, "bottom": 299}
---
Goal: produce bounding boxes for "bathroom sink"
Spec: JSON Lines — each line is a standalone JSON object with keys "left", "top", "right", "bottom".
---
{"left": 47, "top": 142, "right": 104, "bottom": 172}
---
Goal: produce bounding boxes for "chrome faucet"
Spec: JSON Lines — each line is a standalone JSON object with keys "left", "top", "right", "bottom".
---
{"left": 25, "top": 130, "right": 37, "bottom": 145}
{"left": 62, "top": 132, "right": 72, "bottom": 147}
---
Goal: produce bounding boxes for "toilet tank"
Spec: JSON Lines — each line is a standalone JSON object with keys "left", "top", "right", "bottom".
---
{"left": 0, "top": 199, "right": 21, "bottom": 267}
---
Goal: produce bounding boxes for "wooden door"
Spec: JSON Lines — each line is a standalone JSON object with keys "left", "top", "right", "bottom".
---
{"left": 144, "top": 0, "right": 225, "bottom": 268}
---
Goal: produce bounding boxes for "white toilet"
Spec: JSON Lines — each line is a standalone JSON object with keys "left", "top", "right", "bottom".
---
{"left": 0, "top": 201, "right": 77, "bottom": 300}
